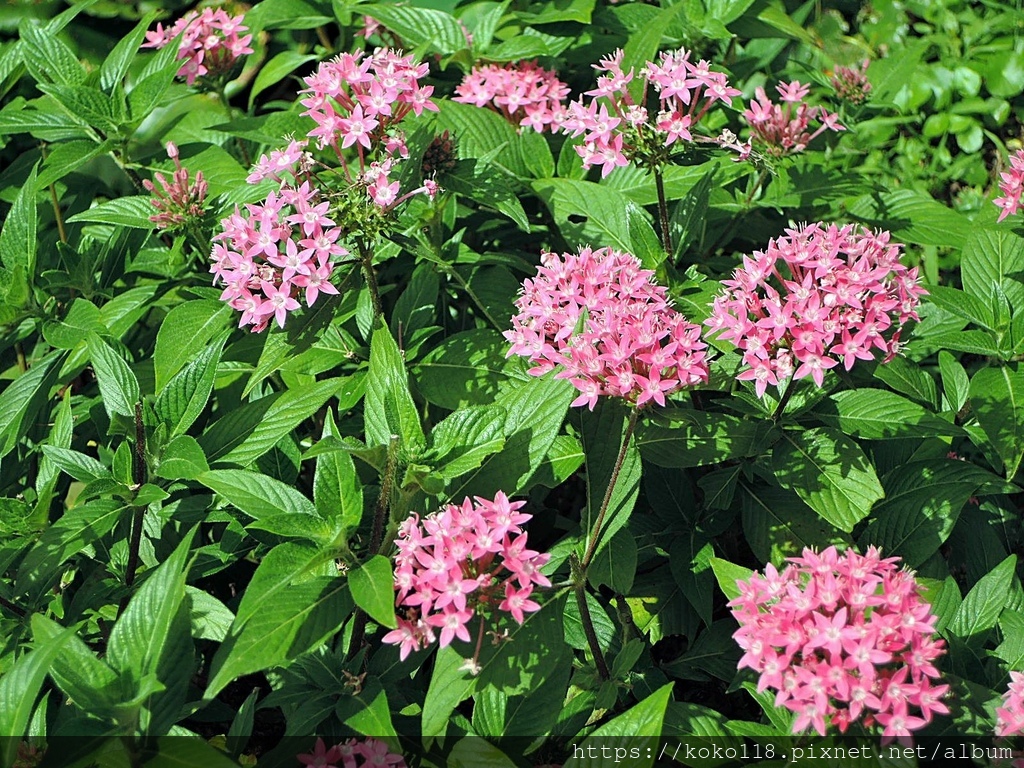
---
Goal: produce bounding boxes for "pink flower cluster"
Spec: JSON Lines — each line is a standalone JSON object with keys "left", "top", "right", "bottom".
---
{"left": 143, "top": 142, "right": 206, "bottom": 230}
{"left": 505, "top": 247, "right": 709, "bottom": 410}
{"left": 705, "top": 223, "right": 926, "bottom": 397}
{"left": 997, "top": 672, "right": 1024, "bottom": 737}
{"left": 995, "top": 149, "right": 1024, "bottom": 222}
{"left": 383, "top": 493, "right": 549, "bottom": 660}
{"left": 453, "top": 61, "right": 569, "bottom": 133}
{"left": 830, "top": 61, "right": 872, "bottom": 105}
{"left": 143, "top": 8, "right": 252, "bottom": 86}
{"left": 298, "top": 737, "right": 405, "bottom": 768}
{"left": 730, "top": 546, "right": 949, "bottom": 737}
{"left": 743, "top": 81, "right": 844, "bottom": 157}
{"left": 560, "top": 48, "right": 740, "bottom": 177}
{"left": 212, "top": 166, "right": 346, "bottom": 332}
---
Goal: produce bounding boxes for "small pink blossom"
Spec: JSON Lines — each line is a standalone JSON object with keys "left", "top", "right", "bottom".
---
{"left": 385, "top": 493, "right": 549, "bottom": 658}
{"left": 454, "top": 61, "right": 569, "bottom": 133}
{"left": 743, "top": 81, "right": 844, "bottom": 157}
{"left": 997, "top": 671, "right": 1024, "bottom": 736}
{"left": 505, "top": 247, "right": 709, "bottom": 410}
{"left": 298, "top": 737, "right": 406, "bottom": 768}
{"left": 143, "top": 142, "right": 207, "bottom": 230}
{"left": 706, "top": 223, "right": 926, "bottom": 397}
{"left": 995, "top": 149, "right": 1024, "bottom": 223}
{"left": 143, "top": 8, "right": 253, "bottom": 86}
{"left": 831, "top": 60, "right": 872, "bottom": 105}
{"left": 730, "top": 546, "right": 948, "bottom": 737}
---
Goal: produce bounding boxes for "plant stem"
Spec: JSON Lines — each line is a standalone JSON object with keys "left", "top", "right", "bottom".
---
{"left": 0, "top": 595, "right": 25, "bottom": 618}
{"left": 574, "top": 575, "right": 610, "bottom": 680}
{"left": 771, "top": 379, "right": 796, "bottom": 421}
{"left": 360, "top": 244, "right": 383, "bottom": 318}
{"left": 14, "top": 343, "right": 26, "bottom": 373}
{"left": 582, "top": 407, "right": 640, "bottom": 571}
{"left": 118, "top": 403, "right": 148, "bottom": 617}
{"left": 654, "top": 166, "right": 673, "bottom": 256}
{"left": 349, "top": 436, "right": 400, "bottom": 658}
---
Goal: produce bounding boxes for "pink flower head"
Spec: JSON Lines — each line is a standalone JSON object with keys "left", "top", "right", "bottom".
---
{"left": 384, "top": 493, "right": 549, "bottom": 657}
{"left": 995, "top": 149, "right": 1024, "bottom": 223}
{"left": 559, "top": 47, "right": 740, "bottom": 176}
{"left": 453, "top": 61, "right": 569, "bottom": 133}
{"left": 705, "top": 223, "right": 926, "bottom": 397}
{"left": 730, "top": 546, "right": 948, "bottom": 737}
{"left": 997, "top": 671, "right": 1024, "bottom": 737}
{"left": 143, "top": 8, "right": 253, "bottom": 86}
{"left": 143, "top": 142, "right": 207, "bottom": 230}
{"left": 505, "top": 247, "right": 709, "bottom": 410}
{"left": 299, "top": 737, "right": 406, "bottom": 768}
{"left": 742, "top": 81, "right": 844, "bottom": 157}
{"left": 830, "top": 60, "right": 872, "bottom": 105}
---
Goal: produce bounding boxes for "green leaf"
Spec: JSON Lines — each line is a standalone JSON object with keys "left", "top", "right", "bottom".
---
{"left": 100, "top": 12, "right": 158, "bottom": 91}
{"left": 589, "top": 530, "right": 637, "bottom": 594}
{"left": 422, "top": 645, "right": 478, "bottom": 738}
{"left": 87, "top": 332, "right": 140, "bottom": 420}
{"left": 0, "top": 351, "right": 63, "bottom": 461}
{"left": 741, "top": 484, "right": 850, "bottom": 564}
{"left": 859, "top": 459, "right": 1014, "bottom": 567}
{"left": 848, "top": 189, "right": 972, "bottom": 247}
{"left": 349, "top": 555, "right": 397, "bottom": 629}
{"left": 949, "top": 555, "right": 1018, "bottom": 641}
{"left": 154, "top": 301, "right": 233, "bottom": 391}
{"left": 337, "top": 677, "right": 398, "bottom": 739}
{"left": 970, "top": 365, "right": 1024, "bottom": 478}
{"left": 432, "top": 100, "right": 525, "bottom": 177}
{"left": 961, "top": 228, "right": 1024, "bottom": 312}
{"left": 362, "top": 4, "right": 470, "bottom": 55}
{"left": 200, "top": 378, "right": 343, "bottom": 466}
{"left": 67, "top": 196, "right": 156, "bottom": 228}
{"left": 157, "top": 435, "right": 210, "bottom": 481}
{"left": 313, "top": 410, "right": 363, "bottom": 535}
{"left": 448, "top": 739, "right": 518, "bottom": 768}
{"left": 42, "top": 298, "right": 105, "bottom": 350}
{"left": 30, "top": 614, "right": 122, "bottom": 718}
{"left": 155, "top": 333, "right": 227, "bottom": 437}
{"left": 0, "top": 163, "right": 38, "bottom": 280}
{"left": 18, "top": 19, "right": 85, "bottom": 86}
{"left": 533, "top": 178, "right": 636, "bottom": 256}
{"left": 249, "top": 51, "right": 319, "bottom": 109}
{"left": 15, "top": 500, "right": 124, "bottom": 602}
{"left": 365, "top": 320, "right": 425, "bottom": 454}
{"left": 39, "top": 446, "right": 110, "bottom": 483}
{"left": 816, "top": 389, "right": 962, "bottom": 439}
{"left": 199, "top": 468, "right": 317, "bottom": 519}
{"left": 939, "top": 351, "right": 970, "bottom": 413}
{"left": 635, "top": 411, "right": 776, "bottom": 468}
{"left": 563, "top": 683, "right": 673, "bottom": 768}
{"left": 772, "top": 428, "right": 884, "bottom": 532}
{"left": 414, "top": 329, "right": 527, "bottom": 410}
{"left": 926, "top": 285, "right": 996, "bottom": 329}
{"left": 204, "top": 576, "right": 351, "bottom": 699}
{"left": 440, "top": 159, "right": 529, "bottom": 231}
{"left": 0, "top": 626, "right": 73, "bottom": 754}
{"left": 709, "top": 557, "right": 753, "bottom": 602}
{"left": 447, "top": 372, "right": 574, "bottom": 499}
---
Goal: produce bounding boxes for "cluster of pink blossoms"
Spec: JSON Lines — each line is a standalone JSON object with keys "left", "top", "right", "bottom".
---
{"left": 212, "top": 151, "right": 346, "bottom": 332}
{"left": 830, "top": 61, "right": 873, "bottom": 105}
{"left": 995, "top": 149, "right": 1024, "bottom": 222}
{"left": 143, "top": 142, "right": 207, "bottom": 231}
{"left": 383, "top": 493, "right": 549, "bottom": 661}
{"left": 298, "top": 49, "right": 438, "bottom": 205}
{"left": 298, "top": 737, "right": 405, "bottom": 768}
{"left": 454, "top": 61, "right": 569, "bottom": 133}
{"left": 705, "top": 222, "right": 926, "bottom": 397}
{"left": 743, "top": 81, "right": 844, "bottom": 157}
{"left": 997, "top": 672, "right": 1024, "bottom": 737}
{"left": 730, "top": 546, "right": 949, "bottom": 737}
{"left": 143, "top": 8, "right": 252, "bottom": 86}
{"left": 505, "top": 247, "right": 709, "bottom": 410}
{"left": 560, "top": 48, "right": 741, "bottom": 177}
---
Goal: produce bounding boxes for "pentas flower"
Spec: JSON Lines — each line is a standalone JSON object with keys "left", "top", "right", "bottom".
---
{"left": 211, "top": 171, "right": 346, "bottom": 333}
{"left": 730, "top": 546, "right": 949, "bottom": 738}
{"left": 383, "top": 493, "right": 549, "bottom": 661}
{"left": 705, "top": 223, "right": 926, "bottom": 398}
{"left": 831, "top": 61, "right": 872, "bottom": 105}
{"left": 743, "top": 81, "right": 844, "bottom": 157}
{"left": 143, "top": 142, "right": 207, "bottom": 231}
{"left": 298, "top": 737, "right": 406, "bottom": 768}
{"left": 996, "top": 672, "right": 1024, "bottom": 737}
{"left": 560, "top": 48, "right": 740, "bottom": 177}
{"left": 454, "top": 61, "right": 569, "bottom": 133}
{"left": 995, "top": 149, "right": 1024, "bottom": 222}
{"left": 143, "top": 8, "right": 252, "bottom": 87}
{"left": 505, "top": 247, "right": 709, "bottom": 410}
